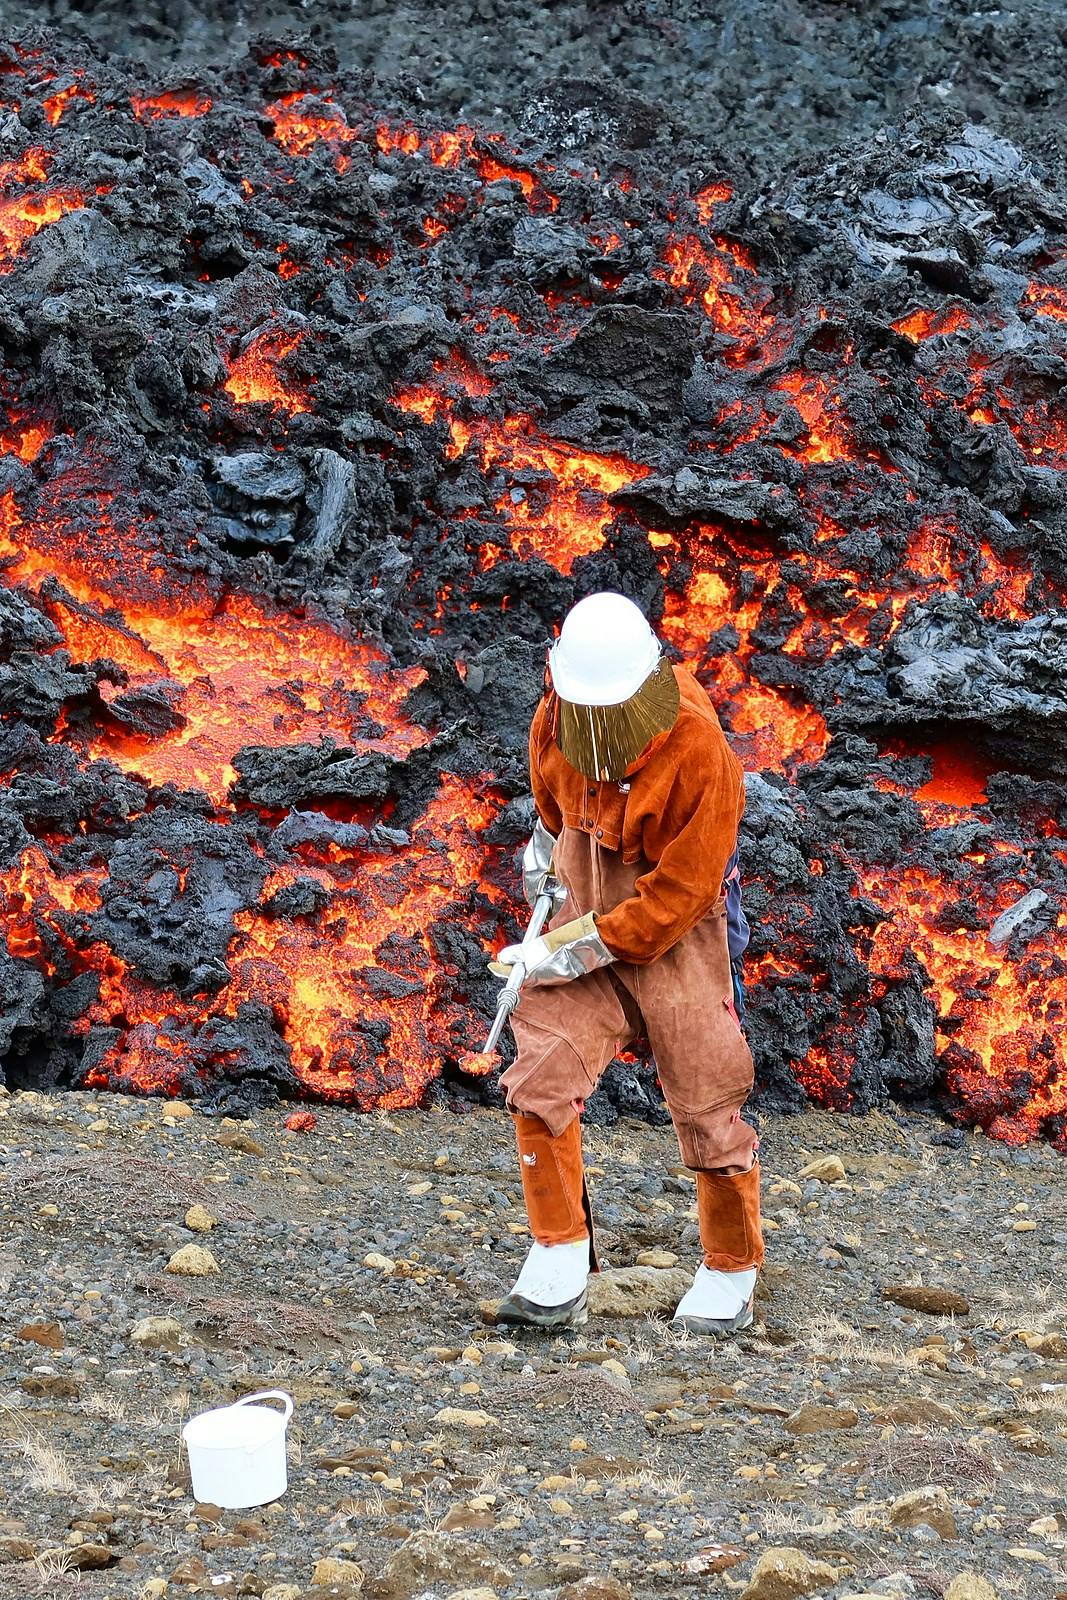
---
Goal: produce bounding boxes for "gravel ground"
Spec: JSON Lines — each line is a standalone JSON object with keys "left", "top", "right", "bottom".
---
{"left": 0, "top": 1090, "right": 1064, "bottom": 1600}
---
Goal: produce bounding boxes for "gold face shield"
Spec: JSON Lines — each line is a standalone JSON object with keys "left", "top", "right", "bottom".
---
{"left": 551, "top": 656, "right": 680, "bottom": 781}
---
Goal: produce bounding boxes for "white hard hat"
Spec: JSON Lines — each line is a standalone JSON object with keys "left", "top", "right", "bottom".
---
{"left": 548, "top": 592, "right": 661, "bottom": 707}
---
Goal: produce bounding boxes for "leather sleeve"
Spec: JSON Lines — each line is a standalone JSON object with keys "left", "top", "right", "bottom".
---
{"left": 529, "top": 699, "right": 564, "bottom": 837}
{"left": 595, "top": 727, "right": 744, "bottom": 965}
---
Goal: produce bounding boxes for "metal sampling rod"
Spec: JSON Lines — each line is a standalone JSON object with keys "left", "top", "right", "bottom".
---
{"left": 482, "top": 887, "right": 555, "bottom": 1054}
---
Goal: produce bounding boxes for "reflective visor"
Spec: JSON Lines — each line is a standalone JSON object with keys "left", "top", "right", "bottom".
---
{"left": 552, "top": 657, "right": 680, "bottom": 781}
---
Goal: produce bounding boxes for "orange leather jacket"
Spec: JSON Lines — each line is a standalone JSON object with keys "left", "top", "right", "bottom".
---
{"left": 529, "top": 666, "right": 746, "bottom": 965}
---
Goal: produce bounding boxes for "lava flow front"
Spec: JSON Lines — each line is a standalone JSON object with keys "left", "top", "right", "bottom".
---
{"left": 1, "top": 39, "right": 1065, "bottom": 1147}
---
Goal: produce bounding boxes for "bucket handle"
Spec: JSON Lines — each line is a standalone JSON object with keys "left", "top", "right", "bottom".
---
{"left": 232, "top": 1390, "right": 294, "bottom": 1431}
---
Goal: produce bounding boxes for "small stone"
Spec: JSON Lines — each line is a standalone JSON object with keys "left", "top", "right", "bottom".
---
{"left": 433, "top": 1407, "right": 497, "bottom": 1428}
{"left": 911, "top": 1343, "right": 949, "bottom": 1368}
{"left": 262, "top": 1588, "right": 301, "bottom": 1600}
{"left": 166, "top": 1101, "right": 194, "bottom": 1118}
{"left": 130, "top": 1315, "right": 184, "bottom": 1347}
{"left": 0, "top": 1537, "right": 37, "bottom": 1563}
{"left": 783, "top": 1403, "right": 859, "bottom": 1435}
{"left": 87, "top": 1118, "right": 109, "bottom": 1132}
{"left": 166, "top": 1243, "right": 220, "bottom": 1276}
{"left": 635, "top": 1249, "right": 678, "bottom": 1267}
{"left": 587, "top": 1265, "right": 692, "bottom": 1316}
{"left": 62, "top": 1543, "right": 115, "bottom": 1571}
{"left": 17, "top": 1321, "right": 64, "bottom": 1350}
{"left": 445, "top": 1590, "right": 500, "bottom": 1600}
{"left": 20, "top": 1374, "right": 78, "bottom": 1398}
{"left": 883, "top": 1284, "right": 970, "bottom": 1316}
{"left": 1026, "top": 1332, "right": 1067, "bottom": 1358}
{"left": 171, "top": 1558, "right": 209, "bottom": 1587}
{"left": 878, "top": 1397, "right": 961, "bottom": 1426}
{"left": 558, "top": 1579, "right": 634, "bottom": 1600}
{"left": 284, "top": 1109, "right": 317, "bottom": 1132}
{"left": 684, "top": 1546, "right": 745, "bottom": 1575}
{"left": 363, "top": 1252, "right": 396, "bottom": 1274}
{"left": 184, "top": 1204, "right": 218, "bottom": 1232}
{"left": 944, "top": 1576, "right": 1000, "bottom": 1600}
{"left": 215, "top": 1130, "right": 265, "bottom": 1156}
{"left": 1012, "top": 1220, "right": 1037, "bottom": 1232}
{"left": 377, "top": 1529, "right": 511, "bottom": 1592}
{"left": 740, "top": 1547, "right": 839, "bottom": 1600}
{"left": 142, "top": 1582, "right": 169, "bottom": 1599}
{"left": 311, "top": 1556, "right": 364, "bottom": 1587}
{"left": 798, "top": 1155, "right": 846, "bottom": 1183}
{"left": 889, "top": 1485, "right": 958, "bottom": 1540}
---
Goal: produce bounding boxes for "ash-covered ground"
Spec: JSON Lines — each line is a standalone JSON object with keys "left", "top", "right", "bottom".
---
{"left": 0, "top": 1089, "right": 1064, "bottom": 1599}
{"left": 0, "top": 14, "right": 1065, "bottom": 1147}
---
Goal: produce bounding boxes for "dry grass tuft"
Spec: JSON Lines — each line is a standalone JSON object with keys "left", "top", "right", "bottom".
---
{"left": 508, "top": 1361, "right": 639, "bottom": 1416}
{"left": 6, "top": 1151, "right": 256, "bottom": 1222}
{"left": 799, "top": 1310, "right": 912, "bottom": 1370}
{"left": 856, "top": 1430, "right": 1000, "bottom": 1491}
{"left": 140, "top": 1273, "right": 340, "bottom": 1348}
{"left": 760, "top": 1500, "right": 844, "bottom": 1537}
{"left": 0, "top": 1555, "right": 84, "bottom": 1599}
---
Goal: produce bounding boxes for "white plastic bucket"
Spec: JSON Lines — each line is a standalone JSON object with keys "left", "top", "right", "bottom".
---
{"left": 182, "top": 1389, "right": 294, "bottom": 1509}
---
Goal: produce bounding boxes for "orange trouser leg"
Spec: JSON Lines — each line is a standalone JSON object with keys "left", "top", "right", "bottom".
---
{"left": 513, "top": 1112, "right": 589, "bottom": 1246}
{"left": 696, "top": 1161, "right": 765, "bottom": 1272}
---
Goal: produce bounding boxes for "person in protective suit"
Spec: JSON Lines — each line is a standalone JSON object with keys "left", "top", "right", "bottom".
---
{"left": 490, "top": 591, "right": 763, "bottom": 1336}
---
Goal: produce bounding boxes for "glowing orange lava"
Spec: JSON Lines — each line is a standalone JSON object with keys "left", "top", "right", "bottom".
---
{"left": 658, "top": 538, "right": 830, "bottom": 770}
{"left": 76, "top": 775, "right": 499, "bottom": 1104}
{"left": 0, "top": 148, "right": 84, "bottom": 270}
{"left": 658, "top": 233, "right": 773, "bottom": 351}
{"left": 265, "top": 93, "right": 358, "bottom": 158}
{"left": 393, "top": 377, "right": 650, "bottom": 574}
{"left": 773, "top": 370, "right": 857, "bottom": 463}
{"left": 693, "top": 182, "right": 732, "bottom": 223}
{"left": 0, "top": 489, "right": 427, "bottom": 804}
{"left": 892, "top": 305, "right": 972, "bottom": 342}
{"left": 223, "top": 330, "right": 312, "bottom": 413}
{"left": 855, "top": 860, "right": 1067, "bottom": 1144}
{"left": 1022, "top": 281, "right": 1067, "bottom": 322}
{"left": 131, "top": 90, "right": 212, "bottom": 119}
{"left": 463, "top": 416, "right": 649, "bottom": 573}
{"left": 0, "top": 411, "right": 50, "bottom": 461}
{"left": 42, "top": 83, "right": 95, "bottom": 126}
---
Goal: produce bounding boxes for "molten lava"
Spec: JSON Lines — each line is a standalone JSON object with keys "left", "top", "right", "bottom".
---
{"left": 130, "top": 90, "right": 212, "bottom": 119}
{"left": 1, "top": 55, "right": 1064, "bottom": 1150}
{"left": 0, "top": 148, "right": 84, "bottom": 269}
{"left": 80, "top": 775, "right": 500, "bottom": 1106}
{"left": 224, "top": 331, "right": 312, "bottom": 413}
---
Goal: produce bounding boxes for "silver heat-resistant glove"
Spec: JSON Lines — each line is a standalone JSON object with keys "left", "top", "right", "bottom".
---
{"left": 489, "top": 912, "right": 616, "bottom": 987}
{"left": 522, "top": 818, "right": 569, "bottom": 909}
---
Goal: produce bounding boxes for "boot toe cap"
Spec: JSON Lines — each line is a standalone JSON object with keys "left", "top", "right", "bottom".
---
{"left": 496, "top": 1289, "right": 588, "bottom": 1328}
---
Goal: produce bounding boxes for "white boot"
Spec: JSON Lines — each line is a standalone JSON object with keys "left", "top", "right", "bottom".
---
{"left": 672, "top": 1264, "right": 757, "bottom": 1336}
{"left": 497, "top": 1238, "right": 590, "bottom": 1328}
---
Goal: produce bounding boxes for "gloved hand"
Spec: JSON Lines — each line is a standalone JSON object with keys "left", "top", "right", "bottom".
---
{"left": 489, "top": 912, "right": 615, "bottom": 987}
{"left": 522, "top": 818, "right": 568, "bottom": 909}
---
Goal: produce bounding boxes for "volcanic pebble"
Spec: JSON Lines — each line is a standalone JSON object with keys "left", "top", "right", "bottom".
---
{"left": 740, "top": 1547, "right": 839, "bottom": 1599}
{"left": 883, "top": 1284, "right": 970, "bottom": 1315}
{"left": 184, "top": 1204, "right": 218, "bottom": 1232}
{"left": 165, "top": 1244, "right": 220, "bottom": 1276}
